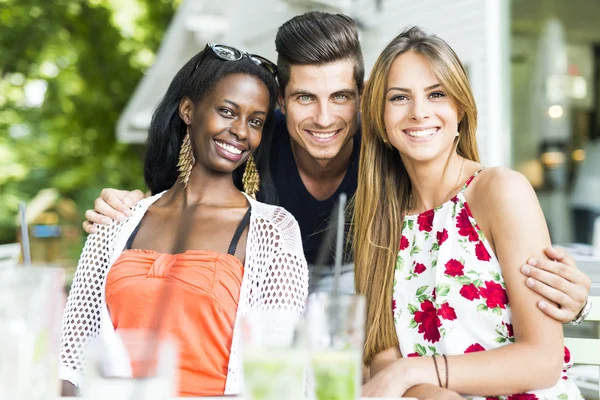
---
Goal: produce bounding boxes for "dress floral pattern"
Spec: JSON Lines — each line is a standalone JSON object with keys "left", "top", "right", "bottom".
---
{"left": 392, "top": 170, "right": 582, "bottom": 400}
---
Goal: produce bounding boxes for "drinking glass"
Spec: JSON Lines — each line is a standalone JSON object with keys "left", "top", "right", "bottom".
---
{"left": 82, "top": 329, "right": 177, "bottom": 400}
{"left": 241, "top": 310, "right": 307, "bottom": 400}
{"left": 306, "top": 293, "right": 366, "bottom": 400}
{"left": 0, "top": 266, "right": 66, "bottom": 400}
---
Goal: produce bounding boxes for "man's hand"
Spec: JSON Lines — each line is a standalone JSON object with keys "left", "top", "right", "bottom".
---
{"left": 82, "top": 189, "right": 145, "bottom": 234}
{"left": 521, "top": 246, "right": 591, "bottom": 323}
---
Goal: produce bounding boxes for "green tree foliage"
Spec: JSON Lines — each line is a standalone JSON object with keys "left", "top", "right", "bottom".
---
{"left": 0, "top": 0, "right": 177, "bottom": 244}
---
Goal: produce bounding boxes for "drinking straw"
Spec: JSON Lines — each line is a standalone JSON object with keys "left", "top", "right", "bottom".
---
{"left": 332, "top": 193, "right": 347, "bottom": 298}
{"left": 19, "top": 202, "right": 32, "bottom": 266}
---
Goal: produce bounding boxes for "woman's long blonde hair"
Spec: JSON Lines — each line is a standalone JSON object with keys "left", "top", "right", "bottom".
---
{"left": 353, "top": 26, "right": 480, "bottom": 364}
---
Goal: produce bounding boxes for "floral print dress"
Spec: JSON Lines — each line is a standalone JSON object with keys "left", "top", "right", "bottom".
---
{"left": 392, "top": 169, "right": 583, "bottom": 400}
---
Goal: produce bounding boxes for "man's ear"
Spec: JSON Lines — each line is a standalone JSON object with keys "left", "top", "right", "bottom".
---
{"left": 277, "top": 92, "right": 286, "bottom": 115}
{"left": 179, "top": 97, "right": 194, "bottom": 125}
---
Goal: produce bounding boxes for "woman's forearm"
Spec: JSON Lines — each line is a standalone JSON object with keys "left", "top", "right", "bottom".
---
{"left": 404, "top": 383, "right": 463, "bottom": 399}
{"left": 400, "top": 342, "right": 563, "bottom": 396}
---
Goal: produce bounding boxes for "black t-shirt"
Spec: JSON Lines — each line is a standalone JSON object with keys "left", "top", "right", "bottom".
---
{"left": 262, "top": 110, "right": 360, "bottom": 266}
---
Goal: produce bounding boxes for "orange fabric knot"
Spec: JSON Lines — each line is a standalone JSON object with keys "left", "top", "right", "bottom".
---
{"left": 149, "top": 253, "right": 176, "bottom": 278}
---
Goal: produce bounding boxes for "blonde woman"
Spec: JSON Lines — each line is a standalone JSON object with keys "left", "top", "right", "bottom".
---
{"left": 354, "top": 27, "right": 582, "bottom": 399}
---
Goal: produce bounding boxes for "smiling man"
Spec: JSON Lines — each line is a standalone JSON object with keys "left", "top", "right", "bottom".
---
{"left": 255, "top": 12, "right": 363, "bottom": 291}
{"left": 84, "top": 11, "right": 591, "bottom": 326}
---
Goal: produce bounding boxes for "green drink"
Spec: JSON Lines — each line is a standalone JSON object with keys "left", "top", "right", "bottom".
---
{"left": 243, "top": 349, "right": 305, "bottom": 400}
{"left": 241, "top": 311, "right": 307, "bottom": 399}
{"left": 307, "top": 293, "right": 365, "bottom": 400}
{"left": 312, "top": 350, "right": 360, "bottom": 400}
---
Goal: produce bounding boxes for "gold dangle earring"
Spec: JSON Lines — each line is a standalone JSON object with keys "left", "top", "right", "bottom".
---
{"left": 177, "top": 126, "right": 195, "bottom": 189}
{"left": 242, "top": 154, "right": 260, "bottom": 199}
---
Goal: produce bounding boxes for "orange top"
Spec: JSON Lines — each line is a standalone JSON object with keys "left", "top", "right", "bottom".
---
{"left": 106, "top": 249, "right": 243, "bottom": 397}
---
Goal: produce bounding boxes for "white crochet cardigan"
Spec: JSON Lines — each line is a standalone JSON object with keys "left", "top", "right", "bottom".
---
{"left": 58, "top": 192, "right": 309, "bottom": 394}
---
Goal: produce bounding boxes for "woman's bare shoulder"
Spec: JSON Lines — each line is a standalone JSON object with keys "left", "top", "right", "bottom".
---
{"left": 468, "top": 166, "right": 533, "bottom": 203}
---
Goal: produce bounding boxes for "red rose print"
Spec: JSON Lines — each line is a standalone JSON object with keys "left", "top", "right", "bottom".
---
{"left": 392, "top": 299, "right": 397, "bottom": 313}
{"left": 417, "top": 209, "right": 434, "bottom": 232}
{"left": 436, "top": 229, "right": 448, "bottom": 245}
{"left": 479, "top": 281, "right": 509, "bottom": 309}
{"left": 444, "top": 259, "right": 465, "bottom": 277}
{"left": 505, "top": 323, "right": 514, "bottom": 338}
{"left": 507, "top": 394, "right": 538, "bottom": 400}
{"left": 432, "top": 288, "right": 437, "bottom": 301}
{"left": 437, "top": 302, "right": 457, "bottom": 321}
{"left": 456, "top": 208, "right": 479, "bottom": 242}
{"left": 400, "top": 235, "right": 409, "bottom": 250}
{"left": 475, "top": 241, "right": 491, "bottom": 261}
{"left": 414, "top": 263, "right": 426, "bottom": 274}
{"left": 459, "top": 283, "right": 481, "bottom": 300}
{"left": 464, "top": 343, "right": 485, "bottom": 353}
{"left": 413, "top": 300, "right": 442, "bottom": 343}
{"left": 564, "top": 346, "right": 570, "bottom": 364}
{"left": 406, "top": 352, "right": 419, "bottom": 357}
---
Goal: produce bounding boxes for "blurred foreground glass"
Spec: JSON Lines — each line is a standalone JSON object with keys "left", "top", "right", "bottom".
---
{"left": 307, "top": 293, "right": 365, "bottom": 400}
{"left": 83, "top": 329, "right": 177, "bottom": 400}
{"left": 241, "top": 311, "right": 306, "bottom": 400}
{"left": 0, "top": 266, "right": 65, "bottom": 399}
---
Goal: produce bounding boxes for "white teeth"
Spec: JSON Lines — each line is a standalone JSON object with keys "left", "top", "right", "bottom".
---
{"left": 310, "top": 131, "right": 336, "bottom": 139}
{"left": 215, "top": 141, "right": 242, "bottom": 155}
{"left": 405, "top": 128, "right": 437, "bottom": 138}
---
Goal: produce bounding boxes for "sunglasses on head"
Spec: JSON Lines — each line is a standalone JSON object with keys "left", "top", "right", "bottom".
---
{"left": 190, "top": 43, "right": 278, "bottom": 78}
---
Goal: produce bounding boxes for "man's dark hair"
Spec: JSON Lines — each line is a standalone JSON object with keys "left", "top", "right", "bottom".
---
{"left": 275, "top": 11, "right": 364, "bottom": 93}
{"left": 144, "top": 49, "right": 279, "bottom": 196}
